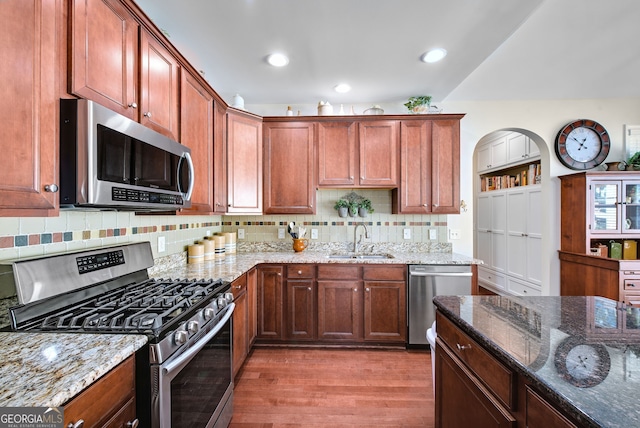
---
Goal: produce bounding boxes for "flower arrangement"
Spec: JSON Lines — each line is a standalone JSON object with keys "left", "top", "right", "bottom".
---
{"left": 404, "top": 95, "right": 432, "bottom": 114}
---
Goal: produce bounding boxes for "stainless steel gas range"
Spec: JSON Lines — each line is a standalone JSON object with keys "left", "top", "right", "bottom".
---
{"left": 6, "top": 242, "right": 234, "bottom": 428}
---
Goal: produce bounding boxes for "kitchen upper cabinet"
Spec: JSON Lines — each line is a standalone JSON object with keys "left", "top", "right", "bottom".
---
{"left": 263, "top": 121, "right": 316, "bottom": 214}
{"left": 212, "top": 101, "right": 228, "bottom": 214}
{"left": 227, "top": 110, "right": 263, "bottom": 214}
{"left": 393, "top": 118, "right": 461, "bottom": 214}
{"left": 358, "top": 120, "right": 399, "bottom": 187}
{"left": 316, "top": 119, "right": 397, "bottom": 188}
{"left": 70, "top": 0, "right": 180, "bottom": 140}
{"left": 506, "top": 133, "right": 539, "bottom": 165}
{"left": 139, "top": 28, "right": 180, "bottom": 140}
{"left": 179, "top": 71, "right": 213, "bottom": 214}
{"left": 0, "top": 0, "right": 59, "bottom": 216}
{"left": 70, "top": 0, "right": 138, "bottom": 119}
{"left": 477, "top": 134, "right": 508, "bottom": 173}
{"left": 317, "top": 121, "right": 357, "bottom": 187}
{"left": 257, "top": 265, "right": 283, "bottom": 340}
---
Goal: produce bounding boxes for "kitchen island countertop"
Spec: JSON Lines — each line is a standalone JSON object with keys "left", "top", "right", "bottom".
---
{"left": 0, "top": 332, "right": 147, "bottom": 407}
{"left": 434, "top": 294, "right": 640, "bottom": 428}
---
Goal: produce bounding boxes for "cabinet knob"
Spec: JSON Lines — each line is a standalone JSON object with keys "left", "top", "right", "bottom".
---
{"left": 433, "top": 204, "right": 438, "bottom": 208}
{"left": 297, "top": 270, "right": 302, "bottom": 275}
{"left": 44, "top": 184, "right": 59, "bottom": 193}
{"left": 126, "top": 420, "right": 139, "bottom": 428}
{"left": 128, "top": 102, "right": 137, "bottom": 109}
{"left": 365, "top": 287, "right": 370, "bottom": 292}
{"left": 144, "top": 111, "right": 152, "bottom": 118}
{"left": 353, "top": 288, "right": 358, "bottom": 292}
{"left": 277, "top": 273, "right": 282, "bottom": 276}
{"left": 308, "top": 287, "right": 311, "bottom": 291}
{"left": 67, "top": 420, "right": 84, "bottom": 428}
{"left": 350, "top": 176, "right": 354, "bottom": 180}
{"left": 360, "top": 176, "right": 364, "bottom": 180}
{"left": 423, "top": 203, "right": 428, "bottom": 207}
{"left": 456, "top": 343, "right": 471, "bottom": 351}
{"left": 234, "top": 285, "right": 242, "bottom": 289}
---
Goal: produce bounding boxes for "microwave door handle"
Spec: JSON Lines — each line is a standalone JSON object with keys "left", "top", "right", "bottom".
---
{"left": 182, "top": 152, "right": 195, "bottom": 201}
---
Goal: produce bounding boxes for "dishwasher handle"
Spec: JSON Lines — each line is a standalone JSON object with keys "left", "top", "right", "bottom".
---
{"left": 410, "top": 271, "right": 473, "bottom": 278}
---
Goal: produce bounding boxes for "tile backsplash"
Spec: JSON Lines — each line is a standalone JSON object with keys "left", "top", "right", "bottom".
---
{"left": 0, "top": 189, "right": 449, "bottom": 262}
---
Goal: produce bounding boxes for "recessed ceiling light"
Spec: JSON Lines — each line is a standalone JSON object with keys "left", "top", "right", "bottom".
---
{"left": 334, "top": 83, "right": 351, "bottom": 93}
{"left": 421, "top": 48, "right": 447, "bottom": 63}
{"left": 266, "top": 53, "right": 289, "bottom": 67}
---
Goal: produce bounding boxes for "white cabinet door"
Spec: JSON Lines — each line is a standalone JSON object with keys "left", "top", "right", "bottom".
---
{"left": 477, "top": 144, "right": 492, "bottom": 172}
{"left": 476, "top": 192, "right": 506, "bottom": 273}
{"left": 507, "top": 133, "right": 528, "bottom": 164}
{"left": 506, "top": 187, "right": 542, "bottom": 286}
{"left": 492, "top": 138, "right": 507, "bottom": 168}
{"left": 492, "top": 192, "right": 507, "bottom": 273}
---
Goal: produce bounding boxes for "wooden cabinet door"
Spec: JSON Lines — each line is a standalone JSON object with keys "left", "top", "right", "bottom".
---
{"left": 139, "top": 28, "right": 180, "bottom": 140}
{"left": 179, "top": 71, "right": 213, "bottom": 214}
{"left": 317, "top": 121, "right": 357, "bottom": 187}
{"left": 525, "top": 386, "right": 577, "bottom": 428}
{"left": 436, "top": 342, "right": 516, "bottom": 428}
{"left": 227, "top": 111, "right": 263, "bottom": 214}
{"left": 247, "top": 267, "right": 258, "bottom": 345}
{"left": 70, "top": 0, "right": 138, "bottom": 119}
{"left": 286, "top": 279, "right": 315, "bottom": 340}
{"left": 263, "top": 122, "right": 315, "bottom": 214}
{"left": 364, "top": 281, "right": 406, "bottom": 342}
{"left": 0, "top": 0, "right": 58, "bottom": 216}
{"left": 317, "top": 280, "right": 362, "bottom": 341}
{"left": 257, "top": 265, "right": 283, "bottom": 339}
{"left": 395, "top": 121, "right": 431, "bottom": 213}
{"left": 431, "top": 119, "right": 460, "bottom": 213}
{"left": 213, "top": 100, "right": 228, "bottom": 214}
{"left": 358, "top": 120, "right": 398, "bottom": 187}
{"left": 231, "top": 274, "right": 248, "bottom": 378}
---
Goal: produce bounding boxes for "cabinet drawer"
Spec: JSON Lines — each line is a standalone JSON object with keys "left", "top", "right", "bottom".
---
{"left": 231, "top": 273, "right": 247, "bottom": 298}
{"left": 362, "top": 265, "right": 406, "bottom": 281}
{"left": 621, "top": 291, "right": 640, "bottom": 306}
{"left": 317, "top": 265, "right": 360, "bottom": 279}
{"left": 64, "top": 356, "right": 135, "bottom": 427}
{"left": 436, "top": 313, "right": 515, "bottom": 410}
{"left": 478, "top": 267, "right": 505, "bottom": 290}
{"left": 287, "top": 264, "right": 315, "bottom": 279}
{"left": 507, "top": 277, "right": 541, "bottom": 297}
{"left": 624, "top": 278, "right": 640, "bottom": 291}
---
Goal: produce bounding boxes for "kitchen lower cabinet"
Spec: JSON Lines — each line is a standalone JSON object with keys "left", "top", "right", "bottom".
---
{"left": 64, "top": 355, "right": 137, "bottom": 428}
{"left": 247, "top": 267, "right": 258, "bottom": 346}
{"left": 285, "top": 265, "right": 316, "bottom": 340}
{"left": 231, "top": 273, "right": 249, "bottom": 379}
{"left": 0, "top": 0, "right": 59, "bottom": 216}
{"left": 363, "top": 266, "right": 407, "bottom": 342}
{"left": 256, "top": 265, "right": 284, "bottom": 340}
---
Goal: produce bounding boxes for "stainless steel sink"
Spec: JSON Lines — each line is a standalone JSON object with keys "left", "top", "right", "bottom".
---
{"left": 327, "top": 253, "right": 394, "bottom": 260}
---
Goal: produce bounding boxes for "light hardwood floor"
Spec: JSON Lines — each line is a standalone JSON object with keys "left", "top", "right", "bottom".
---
{"left": 230, "top": 347, "right": 434, "bottom": 427}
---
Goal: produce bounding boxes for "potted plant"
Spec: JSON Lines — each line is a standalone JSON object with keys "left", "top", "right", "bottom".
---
{"left": 334, "top": 199, "right": 350, "bottom": 217}
{"left": 628, "top": 152, "right": 640, "bottom": 170}
{"left": 404, "top": 95, "right": 432, "bottom": 114}
{"left": 358, "top": 198, "right": 374, "bottom": 217}
{"left": 348, "top": 201, "right": 359, "bottom": 217}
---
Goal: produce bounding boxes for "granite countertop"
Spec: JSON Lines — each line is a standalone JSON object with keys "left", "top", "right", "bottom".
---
{"left": 149, "top": 249, "right": 482, "bottom": 283}
{"left": 434, "top": 295, "right": 640, "bottom": 428}
{"left": 0, "top": 332, "right": 147, "bottom": 407}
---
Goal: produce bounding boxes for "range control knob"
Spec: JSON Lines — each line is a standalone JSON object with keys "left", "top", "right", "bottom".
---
{"left": 224, "top": 292, "right": 234, "bottom": 303}
{"left": 203, "top": 307, "right": 216, "bottom": 320}
{"left": 174, "top": 330, "right": 188, "bottom": 345}
{"left": 217, "top": 296, "right": 227, "bottom": 309}
{"left": 187, "top": 320, "right": 199, "bottom": 334}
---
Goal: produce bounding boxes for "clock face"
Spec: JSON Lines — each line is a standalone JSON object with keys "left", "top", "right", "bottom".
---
{"left": 555, "top": 119, "right": 610, "bottom": 170}
{"left": 554, "top": 336, "right": 611, "bottom": 388}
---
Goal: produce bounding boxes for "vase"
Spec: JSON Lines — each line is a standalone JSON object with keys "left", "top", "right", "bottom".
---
{"left": 292, "top": 238, "right": 309, "bottom": 252}
{"left": 411, "top": 105, "right": 430, "bottom": 114}
{"left": 349, "top": 207, "right": 357, "bottom": 217}
{"left": 358, "top": 207, "right": 368, "bottom": 217}
{"left": 338, "top": 207, "right": 348, "bottom": 217}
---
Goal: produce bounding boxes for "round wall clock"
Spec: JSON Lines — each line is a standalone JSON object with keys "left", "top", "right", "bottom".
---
{"left": 554, "top": 336, "right": 611, "bottom": 388}
{"left": 555, "top": 119, "right": 611, "bottom": 170}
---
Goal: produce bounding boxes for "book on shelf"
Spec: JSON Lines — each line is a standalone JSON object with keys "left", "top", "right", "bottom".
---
{"left": 480, "top": 162, "right": 542, "bottom": 192}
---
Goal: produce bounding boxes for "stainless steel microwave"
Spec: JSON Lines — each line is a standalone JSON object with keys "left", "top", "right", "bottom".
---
{"left": 59, "top": 99, "right": 193, "bottom": 211}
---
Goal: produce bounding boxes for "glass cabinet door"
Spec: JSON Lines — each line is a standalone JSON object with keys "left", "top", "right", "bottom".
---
{"left": 591, "top": 181, "right": 621, "bottom": 233}
{"left": 623, "top": 181, "right": 640, "bottom": 232}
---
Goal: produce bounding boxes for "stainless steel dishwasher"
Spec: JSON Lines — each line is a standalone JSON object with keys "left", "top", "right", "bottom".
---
{"left": 408, "top": 265, "right": 473, "bottom": 346}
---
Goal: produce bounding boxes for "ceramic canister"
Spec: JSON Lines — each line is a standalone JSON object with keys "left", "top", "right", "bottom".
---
{"left": 222, "top": 232, "right": 237, "bottom": 254}
{"left": 202, "top": 238, "right": 215, "bottom": 261}
{"left": 213, "top": 235, "right": 226, "bottom": 260}
{"left": 187, "top": 243, "right": 204, "bottom": 264}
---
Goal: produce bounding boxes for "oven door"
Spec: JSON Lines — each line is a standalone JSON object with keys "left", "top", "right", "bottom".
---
{"left": 156, "top": 303, "right": 234, "bottom": 428}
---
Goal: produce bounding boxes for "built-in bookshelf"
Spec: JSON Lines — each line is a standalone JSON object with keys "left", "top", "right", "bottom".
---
{"left": 480, "top": 160, "right": 541, "bottom": 192}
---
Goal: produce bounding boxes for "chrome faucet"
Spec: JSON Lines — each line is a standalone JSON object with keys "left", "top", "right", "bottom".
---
{"left": 353, "top": 222, "right": 369, "bottom": 253}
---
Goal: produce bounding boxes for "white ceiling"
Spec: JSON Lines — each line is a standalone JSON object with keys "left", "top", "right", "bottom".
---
{"left": 135, "top": 0, "right": 640, "bottom": 107}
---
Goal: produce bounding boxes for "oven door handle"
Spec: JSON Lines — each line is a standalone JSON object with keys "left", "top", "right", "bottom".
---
{"left": 162, "top": 303, "right": 235, "bottom": 377}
